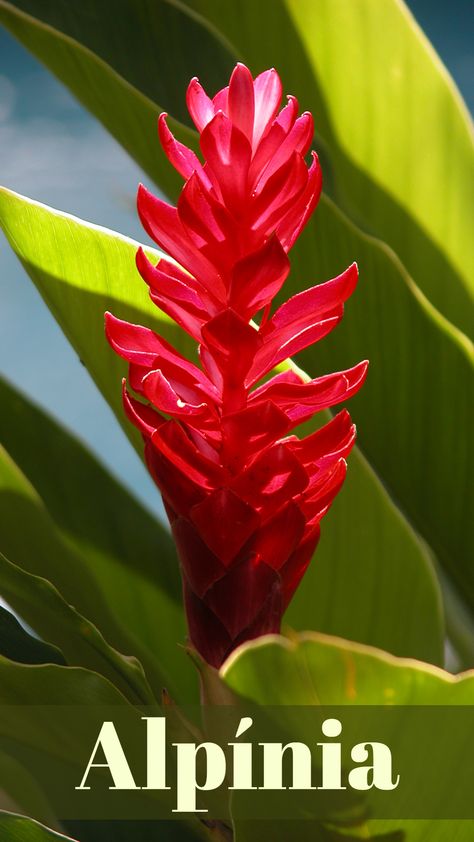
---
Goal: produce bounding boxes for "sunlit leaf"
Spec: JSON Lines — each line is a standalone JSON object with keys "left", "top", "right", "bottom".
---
{"left": 223, "top": 633, "right": 474, "bottom": 841}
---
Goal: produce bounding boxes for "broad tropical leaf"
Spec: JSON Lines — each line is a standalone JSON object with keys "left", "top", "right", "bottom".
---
{"left": 222, "top": 632, "right": 474, "bottom": 705}
{"left": 0, "top": 660, "right": 202, "bottom": 841}
{"left": 223, "top": 633, "right": 474, "bottom": 841}
{"left": 0, "top": 551, "right": 155, "bottom": 704}
{"left": 0, "top": 377, "right": 195, "bottom": 702}
{"left": 291, "top": 194, "right": 473, "bottom": 617}
{"left": 286, "top": 444, "right": 443, "bottom": 664}
{"left": 0, "top": 752, "right": 58, "bottom": 829}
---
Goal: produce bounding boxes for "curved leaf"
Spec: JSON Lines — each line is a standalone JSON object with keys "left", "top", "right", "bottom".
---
{"left": 222, "top": 632, "right": 474, "bottom": 705}
{"left": 0, "top": 377, "right": 195, "bottom": 703}
{"left": 286, "top": 445, "right": 443, "bottom": 665}
{"left": 0, "top": 550, "right": 155, "bottom": 705}
{"left": 223, "top": 633, "right": 474, "bottom": 841}
{"left": 0, "top": 813, "right": 202, "bottom": 842}
{"left": 0, "top": 605, "right": 65, "bottom": 667}
{"left": 0, "top": 752, "right": 58, "bottom": 829}
{"left": 0, "top": 813, "right": 77, "bottom": 842}
{"left": 0, "top": 661, "right": 202, "bottom": 841}
{"left": 291, "top": 194, "right": 473, "bottom": 610}
{"left": 0, "top": 188, "right": 444, "bottom": 664}
{"left": 0, "top": 0, "right": 199, "bottom": 201}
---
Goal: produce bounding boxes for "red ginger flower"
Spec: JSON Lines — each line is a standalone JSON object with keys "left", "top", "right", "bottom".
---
{"left": 105, "top": 64, "right": 368, "bottom": 668}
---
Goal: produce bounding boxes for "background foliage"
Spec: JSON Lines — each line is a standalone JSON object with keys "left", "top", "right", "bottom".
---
{"left": 0, "top": 1, "right": 472, "bottom": 839}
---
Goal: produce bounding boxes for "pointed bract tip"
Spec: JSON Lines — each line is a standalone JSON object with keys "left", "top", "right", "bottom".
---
{"left": 157, "top": 112, "right": 169, "bottom": 134}
{"left": 135, "top": 245, "right": 146, "bottom": 266}
{"left": 136, "top": 182, "right": 153, "bottom": 215}
{"left": 359, "top": 359, "right": 370, "bottom": 378}
{"left": 234, "top": 62, "right": 253, "bottom": 82}
{"left": 104, "top": 310, "right": 116, "bottom": 330}
{"left": 104, "top": 311, "right": 122, "bottom": 349}
{"left": 336, "top": 407, "right": 352, "bottom": 424}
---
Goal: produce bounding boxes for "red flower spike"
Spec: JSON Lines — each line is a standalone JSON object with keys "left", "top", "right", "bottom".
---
{"left": 105, "top": 64, "right": 368, "bottom": 667}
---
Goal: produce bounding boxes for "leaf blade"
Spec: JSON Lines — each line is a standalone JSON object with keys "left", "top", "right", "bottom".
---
{"left": 0, "top": 374, "right": 195, "bottom": 702}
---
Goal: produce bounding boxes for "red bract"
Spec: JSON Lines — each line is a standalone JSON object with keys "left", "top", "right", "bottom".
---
{"left": 105, "top": 64, "right": 368, "bottom": 668}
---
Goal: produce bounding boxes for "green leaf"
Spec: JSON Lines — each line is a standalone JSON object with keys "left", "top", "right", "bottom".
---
{"left": 0, "top": 0, "right": 471, "bottom": 336}
{"left": 0, "top": 443, "right": 128, "bottom": 658}
{"left": 0, "top": 605, "right": 65, "bottom": 667}
{"left": 0, "top": 550, "right": 155, "bottom": 705}
{"left": 0, "top": 188, "right": 444, "bottom": 664}
{"left": 0, "top": 814, "right": 77, "bottom": 842}
{"left": 222, "top": 632, "right": 474, "bottom": 705}
{"left": 0, "top": 655, "right": 132, "bottom": 743}
{"left": 0, "top": 814, "right": 203, "bottom": 842}
{"left": 0, "top": 812, "right": 218, "bottom": 842}
{"left": 0, "top": 660, "right": 130, "bottom": 831}
{"left": 286, "top": 444, "right": 443, "bottom": 665}
{"left": 0, "top": 375, "right": 179, "bottom": 596}
{"left": 0, "top": 0, "right": 205, "bottom": 201}
{"left": 1, "top": 0, "right": 237, "bottom": 124}
{"left": 223, "top": 633, "right": 474, "bottom": 841}
{"left": 0, "top": 662, "right": 202, "bottom": 842}
{"left": 0, "top": 752, "right": 59, "bottom": 829}
{"left": 291, "top": 195, "right": 473, "bottom": 612}
{"left": 0, "top": 376, "right": 195, "bottom": 703}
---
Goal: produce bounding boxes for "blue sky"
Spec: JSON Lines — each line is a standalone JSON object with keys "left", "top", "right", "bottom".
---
{"left": 0, "top": 2, "right": 472, "bottom": 515}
